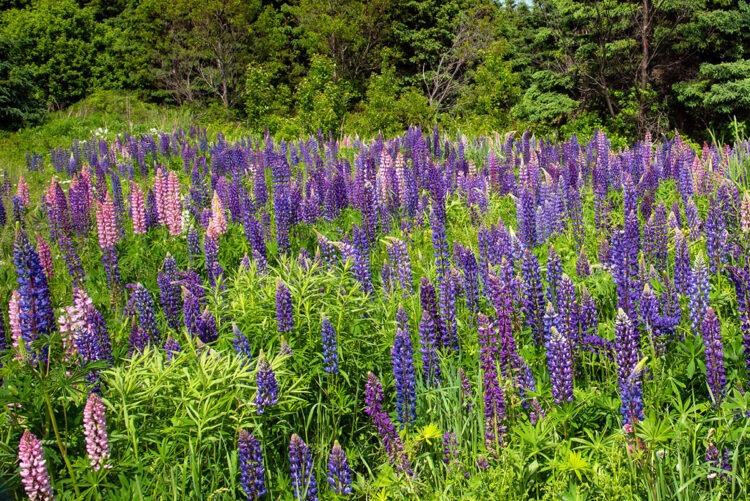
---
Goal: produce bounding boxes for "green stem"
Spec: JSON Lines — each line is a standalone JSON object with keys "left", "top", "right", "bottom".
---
{"left": 43, "top": 390, "right": 81, "bottom": 497}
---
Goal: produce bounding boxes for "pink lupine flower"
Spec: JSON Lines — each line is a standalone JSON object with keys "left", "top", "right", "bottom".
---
{"left": 166, "top": 171, "right": 182, "bottom": 236}
{"left": 18, "top": 430, "right": 55, "bottom": 501}
{"left": 9, "top": 290, "right": 22, "bottom": 357}
{"left": 83, "top": 393, "right": 111, "bottom": 471}
{"left": 154, "top": 169, "right": 168, "bottom": 225}
{"left": 17, "top": 175, "right": 30, "bottom": 206}
{"left": 206, "top": 191, "right": 227, "bottom": 238}
{"left": 130, "top": 182, "right": 147, "bottom": 235}
{"left": 36, "top": 235, "right": 53, "bottom": 280}
{"left": 742, "top": 192, "right": 750, "bottom": 233}
{"left": 57, "top": 288, "right": 93, "bottom": 360}
{"left": 95, "top": 192, "right": 118, "bottom": 250}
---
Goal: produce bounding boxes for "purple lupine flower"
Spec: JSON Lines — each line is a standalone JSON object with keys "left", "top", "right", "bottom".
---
{"left": 688, "top": 254, "right": 710, "bottom": 332}
{"left": 272, "top": 154, "right": 292, "bottom": 255}
{"left": 557, "top": 275, "right": 580, "bottom": 348}
{"left": 673, "top": 229, "right": 690, "bottom": 295}
{"left": 386, "top": 238, "right": 413, "bottom": 296}
{"left": 18, "top": 430, "right": 54, "bottom": 501}
{"left": 146, "top": 188, "right": 159, "bottom": 230}
{"left": 83, "top": 393, "right": 111, "bottom": 471}
{"left": 430, "top": 208, "right": 450, "bottom": 283}
{"left": 392, "top": 324, "right": 417, "bottom": 426}
{"left": 442, "top": 431, "right": 467, "bottom": 478}
{"left": 233, "top": 323, "right": 252, "bottom": 361}
{"left": 13, "top": 228, "right": 55, "bottom": 361}
{"left": 456, "top": 243, "right": 480, "bottom": 315}
{"left": 727, "top": 265, "right": 750, "bottom": 378}
{"left": 576, "top": 247, "right": 590, "bottom": 278}
{"left": 164, "top": 337, "right": 181, "bottom": 361}
{"left": 255, "top": 353, "right": 278, "bottom": 414}
{"left": 611, "top": 211, "right": 641, "bottom": 325}
{"left": 644, "top": 203, "right": 669, "bottom": 270}
{"left": 351, "top": 225, "right": 372, "bottom": 293}
{"left": 546, "top": 246, "right": 562, "bottom": 304}
{"left": 157, "top": 254, "right": 182, "bottom": 330}
{"left": 196, "top": 308, "right": 218, "bottom": 344}
{"left": 418, "top": 308, "right": 441, "bottom": 386}
{"left": 439, "top": 273, "right": 458, "bottom": 350}
{"left": 704, "top": 200, "right": 725, "bottom": 275}
{"left": 419, "top": 277, "right": 445, "bottom": 347}
{"left": 702, "top": 308, "right": 726, "bottom": 404}
{"left": 74, "top": 295, "right": 113, "bottom": 386}
{"left": 522, "top": 249, "right": 546, "bottom": 345}
{"left": 364, "top": 372, "right": 411, "bottom": 474}
{"left": 321, "top": 317, "right": 339, "bottom": 375}
{"left": 238, "top": 430, "right": 266, "bottom": 500}
{"left": 187, "top": 226, "right": 201, "bottom": 263}
{"left": 289, "top": 434, "right": 318, "bottom": 501}
{"left": 615, "top": 309, "right": 644, "bottom": 425}
{"left": 127, "top": 283, "right": 161, "bottom": 346}
{"left": 327, "top": 441, "right": 352, "bottom": 495}
{"left": 547, "top": 327, "right": 574, "bottom": 404}
{"left": 519, "top": 187, "right": 537, "bottom": 247}
{"left": 129, "top": 324, "right": 148, "bottom": 354}
{"left": 685, "top": 197, "right": 701, "bottom": 239}
{"left": 478, "top": 313, "right": 506, "bottom": 454}
{"left": 280, "top": 338, "right": 293, "bottom": 357}
{"left": 276, "top": 280, "right": 294, "bottom": 333}
{"left": 204, "top": 234, "right": 224, "bottom": 287}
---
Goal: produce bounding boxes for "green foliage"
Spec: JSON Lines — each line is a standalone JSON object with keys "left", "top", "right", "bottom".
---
{"left": 295, "top": 55, "right": 351, "bottom": 135}
{"left": 0, "top": 37, "right": 44, "bottom": 130}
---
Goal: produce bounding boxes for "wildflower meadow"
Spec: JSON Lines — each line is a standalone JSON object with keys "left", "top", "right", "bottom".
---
{"left": 1, "top": 127, "right": 750, "bottom": 500}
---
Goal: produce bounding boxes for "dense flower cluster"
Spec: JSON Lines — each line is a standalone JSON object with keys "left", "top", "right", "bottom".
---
{"left": 238, "top": 430, "right": 266, "bottom": 500}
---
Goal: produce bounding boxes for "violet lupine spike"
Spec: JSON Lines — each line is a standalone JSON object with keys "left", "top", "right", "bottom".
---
{"left": 615, "top": 309, "right": 644, "bottom": 425}
{"left": 289, "top": 433, "right": 318, "bottom": 501}
{"left": 688, "top": 254, "right": 711, "bottom": 333}
{"left": 702, "top": 308, "right": 726, "bottom": 405}
{"left": 363, "top": 372, "right": 411, "bottom": 474}
{"left": 418, "top": 308, "right": 442, "bottom": 386}
{"left": 157, "top": 254, "right": 182, "bottom": 330}
{"left": 522, "top": 249, "right": 546, "bottom": 345}
{"left": 255, "top": 353, "right": 279, "bottom": 414}
{"left": 439, "top": 273, "right": 458, "bottom": 350}
{"left": 18, "top": 430, "right": 54, "bottom": 501}
{"left": 327, "top": 441, "right": 353, "bottom": 496}
{"left": 704, "top": 200, "right": 725, "bottom": 275}
{"left": 557, "top": 275, "right": 580, "bottom": 349}
{"left": 611, "top": 213, "right": 641, "bottom": 325}
{"left": 233, "top": 323, "right": 252, "bottom": 361}
{"left": 276, "top": 280, "right": 294, "bottom": 333}
{"left": 430, "top": 208, "right": 450, "bottom": 284}
{"left": 352, "top": 225, "right": 372, "bottom": 293}
{"left": 547, "top": 327, "right": 574, "bottom": 404}
{"left": 83, "top": 392, "right": 111, "bottom": 471}
{"left": 456, "top": 243, "right": 480, "bottom": 315}
{"left": 127, "top": 283, "right": 161, "bottom": 346}
{"left": 238, "top": 430, "right": 266, "bottom": 500}
{"left": 576, "top": 247, "right": 590, "bottom": 278}
{"left": 204, "top": 234, "right": 224, "bottom": 287}
{"left": 13, "top": 228, "right": 55, "bottom": 361}
{"left": 442, "top": 431, "right": 467, "bottom": 478}
{"left": 727, "top": 265, "right": 750, "bottom": 378}
{"left": 321, "top": 317, "right": 340, "bottom": 375}
{"left": 478, "top": 313, "right": 506, "bottom": 455}
{"left": 392, "top": 325, "right": 417, "bottom": 426}
{"left": 673, "top": 229, "right": 691, "bottom": 295}
{"left": 164, "top": 337, "right": 181, "bottom": 361}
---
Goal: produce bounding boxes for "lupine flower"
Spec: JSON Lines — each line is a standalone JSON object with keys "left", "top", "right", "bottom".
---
{"left": 673, "top": 229, "right": 690, "bottom": 295}
{"left": 157, "top": 254, "right": 182, "bottom": 330}
{"left": 557, "top": 275, "right": 580, "bottom": 348}
{"left": 280, "top": 338, "right": 293, "bottom": 357}
{"left": 522, "top": 249, "right": 545, "bottom": 344}
{"left": 164, "top": 337, "right": 181, "bottom": 360}
{"left": 364, "top": 372, "right": 411, "bottom": 474}
{"left": 74, "top": 296, "right": 113, "bottom": 386}
{"left": 418, "top": 308, "right": 441, "bottom": 386}
{"left": 187, "top": 226, "right": 201, "bottom": 261}
{"left": 17, "top": 175, "right": 30, "bottom": 206}
{"left": 276, "top": 280, "right": 294, "bottom": 333}
{"left": 255, "top": 353, "right": 278, "bottom": 414}
{"left": 702, "top": 308, "right": 726, "bottom": 404}
{"left": 289, "top": 434, "right": 318, "bottom": 501}
{"left": 206, "top": 191, "right": 228, "bottom": 239}
{"left": 615, "top": 309, "right": 644, "bottom": 425}
{"left": 392, "top": 324, "right": 417, "bottom": 426}
{"left": 129, "top": 182, "right": 147, "bottom": 235}
{"left": 321, "top": 317, "right": 339, "bottom": 374}
{"left": 442, "top": 431, "right": 468, "bottom": 478}
{"left": 126, "top": 283, "right": 161, "bottom": 346}
{"left": 238, "top": 430, "right": 266, "bottom": 500}
{"left": 386, "top": 238, "right": 414, "bottom": 296}
{"left": 83, "top": 393, "right": 111, "bottom": 471}
{"left": 18, "top": 430, "right": 54, "bottom": 501}
{"left": 547, "top": 327, "right": 574, "bottom": 404}
{"left": 204, "top": 235, "right": 224, "bottom": 287}
{"left": 233, "top": 323, "right": 252, "bottom": 361}
{"left": 478, "top": 313, "right": 506, "bottom": 454}
{"left": 35, "top": 235, "right": 53, "bottom": 281}
{"left": 546, "top": 246, "right": 562, "bottom": 304}
{"left": 688, "top": 254, "right": 710, "bottom": 332}
{"left": 741, "top": 192, "right": 750, "bottom": 233}
{"left": 704, "top": 201, "right": 725, "bottom": 275}
{"left": 13, "top": 228, "right": 55, "bottom": 360}
{"left": 576, "top": 247, "right": 590, "bottom": 278}
{"left": 327, "top": 441, "right": 352, "bottom": 495}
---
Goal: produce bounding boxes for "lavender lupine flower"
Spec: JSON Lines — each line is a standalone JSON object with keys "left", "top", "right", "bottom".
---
{"left": 688, "top": 254, "right": 711, "bottom": 332}
{"left": 327, "top": 441, "right": 352, "bottom": 495}
{"left": 685, "top": 197, "right": 701, "bottom": 239}
{"left": 13, "top": 228, "right": 55, "bottom": 360}
{"left": 255, "top": 353, "right": 278, "bottom": 414}
{"left": 741, "top": 192, "right": 750, "bottom": 233}
{"left": 127, "top": 283, "right": 161, "bottom": 345}
{"left": 547, "top": 327, "right": 574, "bottom": 404}
{"left": 129, "top": 324, "right": 148, "bottom": 354}
{"left": 439, "top": 273, "right": 458, "bottom": 350}
{"left": 196, "top": 308, "right": 218, "bottom": 344}
{"left": 442, "top": 431, "right": 467, "bottom": 478}
{"left": 392, "top": 325, "right": 417, "bottom": 426}
{"left": 164, "top": 337, "right": 181, "bottom": 361}
{"left": 727, "top": 265, "right": 750, "bottom": 377}
{"left": 83, "top": 393, "right": 111, "bottom": 471}
{"left": 546, "top": 246, "right": 562, "bottom": 304}
{"left": 611, "top": 212, "right": 641, "bottom": 324}
{"left": 233, "top": 323, "right": 252, "bottom": 361}
{"left": 289, "top": 434, "right": 318, "bottom": 501}
{"left": 0, "top": 196, "right": 5, "bottom": 227}
{"left": 386, "top": 238, "right": 413, "bottom": 296}
{"left": 75, "top": 297, "right": 113, "bottom": 386}
{"left": 456, "top": 244, "right": 480, "bottom": 315}
{"left": 673, "top": 229, "right": 691, "bottom": 295}
{"left": 18, "top": 430, "right": 54, "bottom": 501}
{"left": 522, "top": 249, "right": 546, "bottom": 345}
{"left": 276, "top": 280, "right": 294, "bottom": 333}
{"left": 615, "top": 309, "right": 644, "bottom": 425}
{"left": 478, "top": 313, "right": 506, "bottom": 454}
{"left": 280, "top": 338, "right": 293, "bottom": 357}
{"left": 418, "top": 308, "right": 442, "bottom": 386}
{"left": 576, "top": 247, "right": 590, "bottom": 278}
{"left": 204, "top": 235, "right": 224, "bottom": 287}
{"left": 321, "top": 317, "right": 339, "bottom": 375}
{"left": 352, "top": 225, "right": 372, "bottom": 293}
{"left": 363, "top": 372, "right": 411, "bottom": 474}
{"left": 702, "top": 308, "right": 726, "bottom": 404}
{"left": 519, "top": 187, "right": 537, "bottom": 247}
{"left": 419, "top": 277, "right": 445, "bottom": 348}
{"left": 430, "top": 208, "right": 450, "bottom": 283}
{"left": 704, "top": 201, "right": 726, "bottom": 275}
{"left": 272, "top": 155, "right": 292, "bottom": 255}
{"left": 557, "top": 275, "right": 580, "bottom": 348}
{"left": 643, "top": 204, "right": 669, "bottom": 270}
{"left": 238, "top": 430, "right": 266, "bottom": 500}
